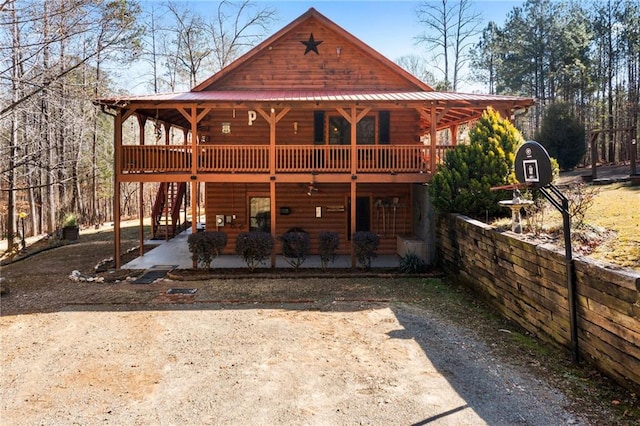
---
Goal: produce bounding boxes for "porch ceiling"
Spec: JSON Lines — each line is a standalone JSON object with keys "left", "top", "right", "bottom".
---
{"left": 96, "top": 89, "right": 534, "bottom": 131}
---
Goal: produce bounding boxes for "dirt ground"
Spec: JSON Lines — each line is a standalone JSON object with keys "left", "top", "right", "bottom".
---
{"left": 1, "top": 228, "right": 639, "bottom": 425}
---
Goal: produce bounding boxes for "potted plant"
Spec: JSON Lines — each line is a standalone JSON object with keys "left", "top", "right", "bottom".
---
{"left": 61, "top": 213, "right": 79, "bottom": 240}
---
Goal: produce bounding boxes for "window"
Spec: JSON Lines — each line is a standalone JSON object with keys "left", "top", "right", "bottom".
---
{"left": 249, "top": 197, "right": 270, "bottom": 232}
{"left": 328, "top": 116, "right": 375, "bottom": 145}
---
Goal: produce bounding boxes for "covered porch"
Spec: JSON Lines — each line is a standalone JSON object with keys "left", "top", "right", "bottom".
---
{"left": 123, "top": 227, "right": 401, "bottom": 270}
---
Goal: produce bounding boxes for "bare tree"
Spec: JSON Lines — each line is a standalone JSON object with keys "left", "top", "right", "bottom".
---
{"left": 415, "top": 0, "right": 482, "bottom": 91}
{"left": 0, "top": 0, "right": 141, "bottom": 242}
{"left": 208, "top": 0, "right": 277, "bottom": 70}
{"left": 395, "top": 54, "right": 437, "bottom": 86}
{"left": 164, "top": 1, "right": 211, "bottom": 88}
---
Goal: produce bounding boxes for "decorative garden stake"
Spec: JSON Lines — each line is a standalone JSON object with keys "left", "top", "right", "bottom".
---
{"left": 18, "top": 211, "right": 27, "bottom": 250}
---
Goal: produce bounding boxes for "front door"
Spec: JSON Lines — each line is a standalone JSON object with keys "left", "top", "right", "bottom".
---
{"left": 347, "top": 196, "right": 371, "bottom": 238}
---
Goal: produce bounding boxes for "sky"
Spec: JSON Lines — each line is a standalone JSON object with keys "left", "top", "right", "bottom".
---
{"left": 135, "top": 1, "right": 525, "bottom": 93}
{"left": 264, "top": 1, "right": 523, "bottom": 61}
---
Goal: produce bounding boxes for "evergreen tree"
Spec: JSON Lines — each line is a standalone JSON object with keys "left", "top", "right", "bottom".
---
{"left": 429, "top": 107, "right": 524, "bottom": 219}
{"left": 535, "top": 103, "right": 586, "bottom": 170}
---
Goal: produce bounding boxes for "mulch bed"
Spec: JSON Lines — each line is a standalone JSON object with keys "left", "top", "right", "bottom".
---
{"left": 167, "top": 268, "right": 443, "bottom": 281}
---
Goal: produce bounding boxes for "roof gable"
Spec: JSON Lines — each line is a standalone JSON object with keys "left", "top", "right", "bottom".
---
{"left": 193, "top": 8, "right": 432, "bottom": 93}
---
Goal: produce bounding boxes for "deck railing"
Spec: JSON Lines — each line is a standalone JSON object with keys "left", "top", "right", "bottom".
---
{"left": 120, "top": 144, "right": 455, "bottom": 174}
{"left": 199, "top": 145, "right": 270, "bottom": 172}
{"left": 121, "top": 145, "right": 191, "bottom": 173}
{"left": 276, "top": 145, "right": 351, "bottom": 172}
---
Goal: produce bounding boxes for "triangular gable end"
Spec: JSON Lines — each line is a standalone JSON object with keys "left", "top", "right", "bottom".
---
{"left": 192, "top": 8, "right": 433, "bottom": 93}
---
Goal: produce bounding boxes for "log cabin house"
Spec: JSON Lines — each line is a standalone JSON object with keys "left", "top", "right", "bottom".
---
{"left": 97, "top": 8, "right": 534, "bottom": 268}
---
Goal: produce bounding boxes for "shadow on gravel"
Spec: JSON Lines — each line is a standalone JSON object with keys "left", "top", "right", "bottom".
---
{"left": 390, "top": 305, "right": 586, "bottom": 426}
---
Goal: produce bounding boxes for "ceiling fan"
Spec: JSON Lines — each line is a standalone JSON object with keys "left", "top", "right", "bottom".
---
{"left": 306, "top": 184, "right": 318, "bottom": 196}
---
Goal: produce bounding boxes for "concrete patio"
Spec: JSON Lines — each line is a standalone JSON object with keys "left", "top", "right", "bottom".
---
{"left": 123, "top": 228, "right": 401, "bottom": 270}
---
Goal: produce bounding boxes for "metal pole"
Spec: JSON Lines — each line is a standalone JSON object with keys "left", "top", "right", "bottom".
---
{"left": 539, "top": 185, "right": 579, "bottom": 364}
{"left": 561, "top": 197, "right": 579, "bottom": 364}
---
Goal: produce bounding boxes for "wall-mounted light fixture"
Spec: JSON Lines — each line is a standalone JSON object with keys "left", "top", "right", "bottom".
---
{"left": 293, "top": 121, "right": 298, "bottom": 134}
{"left": 336, "top": 47, "right": 341, "bottom": 58}
{"left": 221, "top": 122, "right": 231, "bottom": 134}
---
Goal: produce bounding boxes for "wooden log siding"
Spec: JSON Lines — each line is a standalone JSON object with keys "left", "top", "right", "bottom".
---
{"left": 437, "top": 214, "right": 640, "bottom": 390}
{"left": 205, "top": 182, "right": 411, "bottom": 256}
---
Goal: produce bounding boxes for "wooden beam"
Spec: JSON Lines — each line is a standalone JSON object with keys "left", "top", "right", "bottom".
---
{"left": 270, "top": 180, "right": 277, "bottom": 268}
{"left": 275, "top": 107, "right": 291, "bottom": 123}
{"left": 196, "top": 108, "right": 211, "bottom": 123}
{"left": 350, "top": 180, "right": 357, "bottom": 269}
{"left": 336, "top": 107, "right": 352, "bottom": 123}
{"left": 269, "top": 108, "right": 276, "bottom": 175}
{"left": 190, "top": 106, "right": 197, "bottom": 176}
{"left": 137, "top": 110, "right": 146, "bottom": 254}
{"left": 122, "top": 107, "right": 137, "bottom": 123}
{"left": 139, "top": 181, "right": 145, "bottom": 256}
{"left": 191, "top": 180, "right": 198, "bottom": 268}
{"left": 356, "top": 107, "right": 371, "bottom": 123}
{"left": 256, "top": 107, "right": 272, "bottom": 124}
{"left": 436, "top": 107, "right": 451, "bottom": 123}
{"left": 450, "top": 124, "right": 459, "bottom": 146}
{"left": 163, "top": 121, "right": 171, "bottom": 145}
{"left": 177, "top": 107, "right": 191, "bottom": 123}
{"left": 350, "top": 105, "right": 357, "bottom": 175}
{"left": 350, "top": 104, "right": 358, "bottom": 269}
{"left": 114, "top": 111, "right": 123, "bottom": 269}
{"left": 430, "top": 106, "right": 437, "bottom": 174}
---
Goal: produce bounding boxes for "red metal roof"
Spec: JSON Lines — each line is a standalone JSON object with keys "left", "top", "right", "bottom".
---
{"left": 98, "top": 90, "right": 534, "bottom": 106}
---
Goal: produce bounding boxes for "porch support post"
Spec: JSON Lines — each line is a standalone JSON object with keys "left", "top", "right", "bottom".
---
{"left": 191, "top": 180, "right": 197, "bottom": 269}
{"left": 137, "top": 114, "right": 146, "bottom": 255}
{"left": 270, "top": 180, "right": 277, "bottom": 268}
{"left": 269, "top": 108, "right": 277, "bottom": 268}
{"left": 257, "top": 106, "right": 290, "bottom": 268}
{"left": 450, "top": 124, "right": 458, "bottom": 146}
{"left": 114, "top": 111, "right": 123, "bottom": 269}
{"left": 190, "top": 105, "right": 198, "bottom": 268}
{"left": 350, "top": 104, "right": 357, "bottom": 269}
{"left": 429, "top": 104, "right": 437, "bottom": 174}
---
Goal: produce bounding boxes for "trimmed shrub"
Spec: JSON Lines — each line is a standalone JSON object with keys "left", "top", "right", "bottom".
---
{"left": 235, "top": 231, "right": 274, "bottom": 271}
{"left": 352, "top": 231, "right": 379, "bottom": 270}
{"left": 399, "top": 252, "right": 427, "bottom": 274}
{"left": 318, "top": 231, "right": 339, "bottom": 271}
{"left": 429, "top": 107, "right": 524, "bottom": 219}
{"left": 279, "top": 231, "right": 311, "bottom": 269}
{"left": 187, "top": 231, "right": 227, "bottom": 270}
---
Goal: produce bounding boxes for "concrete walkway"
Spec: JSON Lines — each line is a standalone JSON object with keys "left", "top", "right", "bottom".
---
{"left": 123, "top": 228, "right": 400, "bottom": 270}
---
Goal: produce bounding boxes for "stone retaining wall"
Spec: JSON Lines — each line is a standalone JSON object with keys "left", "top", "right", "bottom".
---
{"left": 436, "top": 214, "right": 640, "bottom": 390}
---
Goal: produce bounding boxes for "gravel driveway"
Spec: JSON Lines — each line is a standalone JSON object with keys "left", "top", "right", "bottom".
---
{"left": 1, "top": 301, "right": 586, "bottom": 425}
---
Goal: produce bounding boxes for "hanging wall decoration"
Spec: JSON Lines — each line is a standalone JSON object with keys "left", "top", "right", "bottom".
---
{"left": 301, "top": 33, "right": 323, "bottom": 55}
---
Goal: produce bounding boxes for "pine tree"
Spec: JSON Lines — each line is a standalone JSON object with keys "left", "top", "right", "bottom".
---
{"left": 429, "top": 107, "right": 524, "bottom": 219}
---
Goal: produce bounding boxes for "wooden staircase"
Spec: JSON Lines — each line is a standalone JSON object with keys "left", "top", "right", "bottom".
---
{"left": 152, "top": 182, "right": 186, "bottom": 239}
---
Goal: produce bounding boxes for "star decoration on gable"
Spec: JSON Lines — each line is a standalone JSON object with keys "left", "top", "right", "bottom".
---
{"left": 301, "top": 33, "right": 323, "bottom": 55}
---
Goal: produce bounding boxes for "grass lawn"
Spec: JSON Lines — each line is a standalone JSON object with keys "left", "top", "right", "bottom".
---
{"left": 585, "top": 183, "right": 640, "bottom": 270}
{"left": 494, "top": 182, "right": 640, "bottom": 271}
